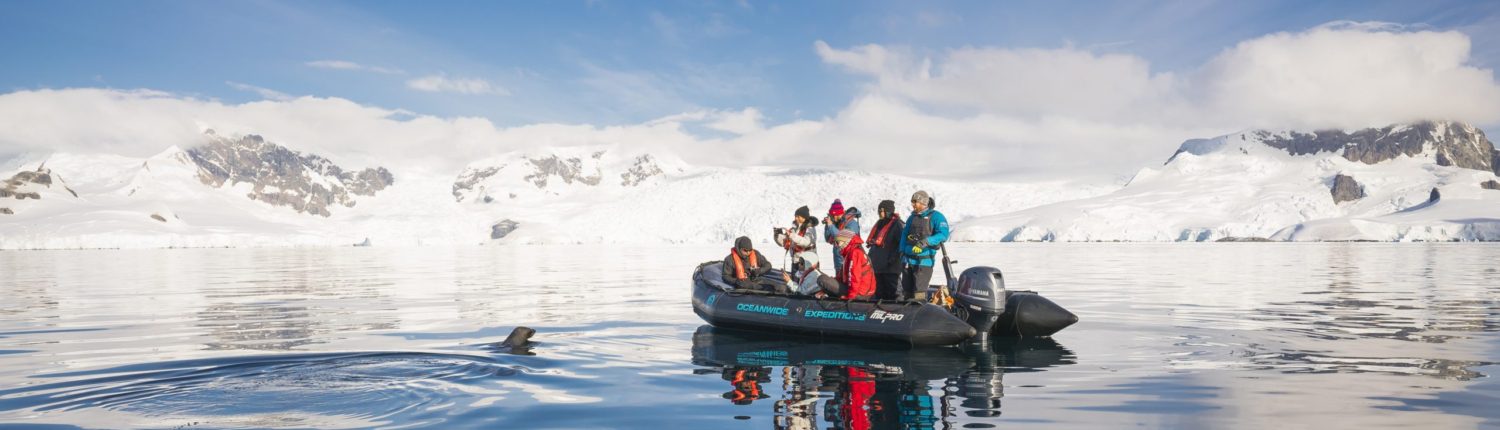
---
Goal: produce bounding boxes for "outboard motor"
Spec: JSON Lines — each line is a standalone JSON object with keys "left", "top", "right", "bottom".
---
{"left": 951, "top": 266, "right": 1007, "bottom": 344}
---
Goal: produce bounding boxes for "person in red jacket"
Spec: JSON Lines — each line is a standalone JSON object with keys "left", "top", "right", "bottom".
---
{"left": 832, "top": 229, "right": 876, "bottom": 300}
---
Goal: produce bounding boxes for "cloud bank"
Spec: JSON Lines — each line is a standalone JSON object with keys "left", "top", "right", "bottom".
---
{"left": 1, "top": 23, "right": 1497, "bottom": 180}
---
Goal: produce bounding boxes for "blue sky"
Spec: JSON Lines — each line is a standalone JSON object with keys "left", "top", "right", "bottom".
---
{"left": 4, "top": 0, "right": 1497, "bottom": 127}
{"left": 2, "top": 1, "right": 1499, "bottom": 179}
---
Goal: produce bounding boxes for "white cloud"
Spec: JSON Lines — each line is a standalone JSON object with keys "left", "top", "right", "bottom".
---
{"left": 816, "top": 22, "right": 1500, "bottom": 131}
{"left": 2, "top": 23, "right": 1496, "bottom": 182}
{"left": 305, "top": 60, "right": 404, "bottom": 75}
{"left": 1194, "top": 24, "right": 1500, "bottom": 129}
{"left": 706, "top": 108, "right": 763, "bottom": 134}
{"left": 225, "top": 81, "right": 293, "bottom": 101}
{"left": 798, "top": 22, "right": 1500, "bottom": 177}
{"left": 405, "top": 74, "right": 510, "bottom": 96}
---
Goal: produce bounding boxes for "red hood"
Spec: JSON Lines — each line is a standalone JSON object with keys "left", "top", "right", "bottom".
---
{"left": 841, "top": 233, "right": 864, "bottom": 252}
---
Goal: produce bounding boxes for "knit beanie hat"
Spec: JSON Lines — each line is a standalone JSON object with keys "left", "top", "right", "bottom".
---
{"left": 878, "top": 200, "right": 896, "bottom": 216}
{"left": 836, "top": 229, "right": 857, "bottom": 242}
{"left": 828, "top": 199, "right": 845, "bottom": 216}
{"left": 794, "top": 205, "right": 811, "bottom": 220}
{"left": 911, "top": 190, "right": 931, "bottom": 205}
{"left": 735, "top": 236, "right": 753, "bottom": 252}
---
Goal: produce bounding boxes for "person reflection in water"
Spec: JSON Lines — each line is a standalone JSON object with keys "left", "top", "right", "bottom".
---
{"left": 721, "top": 366, "right": 771, "bottom": 405}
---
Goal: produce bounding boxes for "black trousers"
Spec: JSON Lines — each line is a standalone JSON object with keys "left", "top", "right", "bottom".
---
{"left": 874, "top": 272, "right": 902, "bottom": 300}
{"left": 899, "top": 265, "right": 933, "bottom": 302}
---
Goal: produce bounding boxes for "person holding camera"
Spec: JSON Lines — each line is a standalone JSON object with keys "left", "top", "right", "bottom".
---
{"left": 897, "top": 191, "right": 950, "bottom": 302}
{"left": 774, "top": 206, "right": 820, "bottom": 273}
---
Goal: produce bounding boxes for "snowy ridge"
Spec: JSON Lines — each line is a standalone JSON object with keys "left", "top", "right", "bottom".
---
{"left": 955, "top": 122, "right": 1500, "bottom": 242}
{"left": 5, "top": 121, "right": 1498, "bottom": 248}
{"left": 0, "top": 138, "right": 1110, "bottom": 249}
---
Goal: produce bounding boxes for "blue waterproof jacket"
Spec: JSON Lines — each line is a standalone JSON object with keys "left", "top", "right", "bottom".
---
{"left": 898, "top": 209, "right": 950, "bottom": 267}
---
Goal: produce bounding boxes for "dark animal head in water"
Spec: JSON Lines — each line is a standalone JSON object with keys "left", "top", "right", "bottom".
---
{"left": 489, "top": 326, "right": 536, "bottom": 355}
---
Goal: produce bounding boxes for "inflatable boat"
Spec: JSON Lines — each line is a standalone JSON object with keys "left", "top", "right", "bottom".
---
{"left": 691, "top": 260, "right": 1077, "bottom": 346}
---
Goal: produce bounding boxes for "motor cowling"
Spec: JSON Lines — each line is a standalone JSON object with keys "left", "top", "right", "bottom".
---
{"left": 952, "top": 266, "right": 1007, "bottom": 342}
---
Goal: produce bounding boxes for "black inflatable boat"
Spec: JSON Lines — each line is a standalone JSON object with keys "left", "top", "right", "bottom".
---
{"left": 691, "top": 260, "right": 1077, "bottom": 346}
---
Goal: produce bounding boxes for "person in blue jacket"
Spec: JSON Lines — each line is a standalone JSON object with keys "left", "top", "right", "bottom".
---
{"left": 897, "top": 190, "right": 949, "bottom": 302}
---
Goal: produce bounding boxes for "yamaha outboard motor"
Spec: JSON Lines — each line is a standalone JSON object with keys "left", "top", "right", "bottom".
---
{"left": 951, "top": 266, "right": 1007, "bottom": 344}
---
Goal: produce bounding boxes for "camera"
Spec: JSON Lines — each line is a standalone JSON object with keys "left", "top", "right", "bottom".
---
{"left": 773, "top": 227, "right": 785, "bottom": 236}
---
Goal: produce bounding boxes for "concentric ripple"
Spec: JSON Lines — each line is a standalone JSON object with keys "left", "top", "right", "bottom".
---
{"left": 0, "top": 352, "right": 532, "bottom": 428}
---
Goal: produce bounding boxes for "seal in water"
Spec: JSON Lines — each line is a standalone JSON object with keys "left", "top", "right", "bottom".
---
{"left": 487, "top": 326, "right": 536, "bottom": 355}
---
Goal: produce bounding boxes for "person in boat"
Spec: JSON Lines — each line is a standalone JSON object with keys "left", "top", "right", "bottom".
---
{"left": 834, "top": 229, "right": 876, "bottom": 300}
{"left": 775, "top": 206, "right": 820, "bottom": 273}
{"left": 781, "top": 253, "right": 825, "bottom": 296}
{"left": 822, "top": 199, "right": 860, "bottom": 271}
{"left": 723, "top": 236, "right": 775, "bottom": 291}
{"left": 865, "top": 200, "right": 905, "bottom": 301}
{"left": 897, "top": 190, "right": 950, "bottom": 302}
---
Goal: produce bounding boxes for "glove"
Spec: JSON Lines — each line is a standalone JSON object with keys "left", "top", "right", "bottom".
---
{"left": 911, "top": 245, "right": 924, "bottom": 254}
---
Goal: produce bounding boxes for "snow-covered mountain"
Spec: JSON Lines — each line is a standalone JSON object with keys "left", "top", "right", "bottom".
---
{"left": 187, "top": 132, "right": 394, "bottom": 217}
{"left": 954, "top": 121, "right": 1500, "bottom": 242}
{"left": 6, "top": 120, "right": 1496, "bottom": 248}
{"left": 0, "top": 133, "right": 1110, "bottom": 249}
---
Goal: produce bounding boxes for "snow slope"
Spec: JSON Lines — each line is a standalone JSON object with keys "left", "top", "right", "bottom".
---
{"left": 0, "top": 137, "right": 1112, "bottom": 249}
{"left": 954, "top": 126, "right": 1500, "bottom": 242}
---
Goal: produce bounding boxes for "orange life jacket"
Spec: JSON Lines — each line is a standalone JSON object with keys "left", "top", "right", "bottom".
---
{"left": 730, "top": 248, "right": 761, "bottom": 280}
{"left": 868, "top": 216, "right": 898, "bottom": 247}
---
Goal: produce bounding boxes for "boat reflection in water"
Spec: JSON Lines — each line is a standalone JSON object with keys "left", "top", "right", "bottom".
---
{"left": 691, "top": 325, "right": 1075, "bottom": 428}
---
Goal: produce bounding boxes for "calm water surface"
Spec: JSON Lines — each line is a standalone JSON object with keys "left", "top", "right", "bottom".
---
{"left": 1, "top": 244, "right": 1497, "bottom": 429}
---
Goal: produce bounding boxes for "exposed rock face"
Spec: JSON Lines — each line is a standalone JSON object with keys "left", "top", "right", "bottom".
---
{"left": 1329, "top": 174, "right": 1365, "bottom": 203}
{"left": 1251, "top": 121, "right": 1495, "bottom": 171}
{"left": 620, "top": 155, "right": 664, "bottom": 186}
{"left": 150, "top": 214, "right": 167, "bottom": 222}
{"left": 491, "top": 219, "right": 520, "bottom": 239}
{"left": 524, "top": 155, "right": 601, "bottom": 188}
{"left": 1493, "top": 150, "right": 1500, "bottom": 176}
{"left": 1429, "top": 187, "right": 1442, "bottom": 203}
{"left": 186, "top": 134, "right": 394, "bottom": 217}
{"left": 1481, "top": 180, "right": 1500, "bottom": 190}
{"left": 452, "top": 165, "right": 502, "bottom": 202}
{"left": 2, "top": 167, "right": 75, "bottom": 200}
{"left": 0, "top": 207, "right": 11, "bottom": 215}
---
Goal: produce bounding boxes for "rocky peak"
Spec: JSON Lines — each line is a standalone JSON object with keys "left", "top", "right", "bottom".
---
{"left": 1173, "top": 121, "right": 1498, "bottom": 174}
{"left": 524, "top": 154, "right": 602, "bottom": 188}
{"left": 186, "top": 133, "right": 394, "bottom": 217}
{"left": 1, "top": 165, "right": 77, "bottom": 200}
{"left": 452, "top": 146, "right": 676, "bottom": 203}
{"left": 620, "top": 155, "right": 665, "bottom": 186}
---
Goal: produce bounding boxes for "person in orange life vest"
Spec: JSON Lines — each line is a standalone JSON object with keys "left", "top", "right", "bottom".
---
{"left": 722, "top": 236, "right": 773, "bottom": 290}
{"left": 865, "top": 200, "right": 905, "bottom": 301}
{"left": 774, "top": 206, "right": 820, "bottom": 273}
{"left": 822, "top": 199, "right": 860, "bottom": 271}
{"left": 720, "top": 366, "right": 770, "bottom": 406}
{"left": 832, "top": 229, "right": 876, "bottom": 300}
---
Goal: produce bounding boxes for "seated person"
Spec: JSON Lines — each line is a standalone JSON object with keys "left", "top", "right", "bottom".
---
{"left": 781, "top": 253, "right": 824, "bottom": 295}
{"left": 723, "top": 236, "right": 780, "bottom": 292}
{"left": 833, "top": 229, "right": 876, "bottom": 300}
{"left": 783, "top": 251, "right": 866, "bottom": 300}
